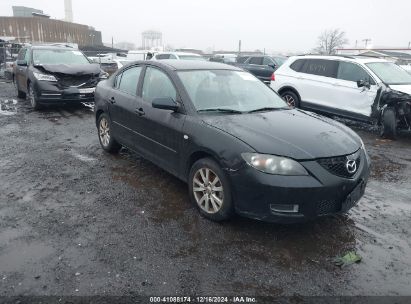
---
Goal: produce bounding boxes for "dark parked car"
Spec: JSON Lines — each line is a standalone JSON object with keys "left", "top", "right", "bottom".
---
{"left": 94, "top": 60, "right": 370, "bottom": 223}
{"left": 13, "top": 45, "right": 108, "bottom": 110}
{"left": 234, "top": 55, "right": 287, "bottom": 83}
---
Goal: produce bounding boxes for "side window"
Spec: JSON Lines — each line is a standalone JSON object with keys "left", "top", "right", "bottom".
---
{"left": 17, "top": 48, "right": 27, "bottom": 61}
{"left": 24, "top": 49, "right": 31, "bottom": 63}
{"left": 142, "top": 67, "right": 177, "bottom": 103}
{"left": 117, "top": 66, "right": 142, "bottom": 96}
{"left": 337, "top": 62, "right": 375, "bottom": 84}
{"left": 248, "top": 57, "right": 263, "bottom": 65}
{"left": 290, "top": 59, "right": 306, "bottom": 72}
{"left": 301, "top": 59, "right": 338, "bottom": 78}
{"left": 263, "top": 57, "right": 274, "bottom": 66}
{"left": 169, "top": 54, "right": 178, "bottom": 59}
{"left": 156, "top": 54, "right": 170, "bottom": 60}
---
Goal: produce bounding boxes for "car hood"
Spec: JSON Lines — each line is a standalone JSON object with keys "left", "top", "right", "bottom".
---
{"left": 34, "top": 64, "right": 101, "bottom": 76}
{"left": 389, "top": 84, "right": 411, "bottom": 95}
{"left": 201, "top": 109, "right": 361, "bottom": 160}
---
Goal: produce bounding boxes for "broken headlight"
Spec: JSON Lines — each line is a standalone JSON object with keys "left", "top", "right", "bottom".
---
{"left": 33, "top": 72, "right": 57, "bottom": 82}
{"left": 100, "top": 72, "right": 109, "bottom": 79}
{"left": 241, "top": 153, "right": 308, "bottom": 176}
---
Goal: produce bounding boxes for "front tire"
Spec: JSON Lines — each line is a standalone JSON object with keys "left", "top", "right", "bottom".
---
{"left": 97, "top": 113, "right": 122, "bottom": 153}
{"left": 14, "top": 78, "right": 26, "bottom": 99}
{"left": 281, "top": 91, "right": 300, "bottom": 108}
{"left": 188, "top": 158, "right": 234, "bottom": 222}
{"left": 27, "top": 83, "right": 41, "bottom": 110}
{"left": 380, "top": 108, "right": 397, "bottom": 139}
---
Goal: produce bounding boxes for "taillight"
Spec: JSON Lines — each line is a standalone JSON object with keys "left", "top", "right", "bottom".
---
{"left": 271, "top": 73, "right": 275, "bottom": 81}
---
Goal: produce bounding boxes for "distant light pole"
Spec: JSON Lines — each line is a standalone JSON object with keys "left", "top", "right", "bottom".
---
{"left": 363, "top": 38, "right": 372, "bottom": 48}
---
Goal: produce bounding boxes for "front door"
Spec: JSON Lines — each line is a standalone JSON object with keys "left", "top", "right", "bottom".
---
{"left": 132, "top": 66, "right": 185, "bottom": 175}
{"left": 334, "top": 61, "right": 378, "bottom": 118}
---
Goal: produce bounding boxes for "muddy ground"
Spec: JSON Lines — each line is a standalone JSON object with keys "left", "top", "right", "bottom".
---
{"left": 0, "top": 80, "right": 410, "bottom": 297}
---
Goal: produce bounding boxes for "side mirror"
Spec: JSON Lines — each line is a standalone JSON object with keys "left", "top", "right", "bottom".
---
{"left": 357, "top": 80, "right": 371, "bottom": 89}
{"left": 17, "top": 60, "right": 27, "bottom": 66}
{"left": 269, "top": 64, "right": 277, "bottom": 69}
{"left": 152, "top": 97, "right": 179, "bottom": 111}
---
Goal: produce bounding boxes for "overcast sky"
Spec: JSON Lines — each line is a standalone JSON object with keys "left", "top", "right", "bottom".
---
{"left": 1, "top": 0, "right": 410, "bottom": 53}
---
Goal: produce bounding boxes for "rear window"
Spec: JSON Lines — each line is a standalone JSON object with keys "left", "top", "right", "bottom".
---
{"left": 301, "top": 59, "right": 338, "bottom": 78}
{"left": 156, "top": 54, "right": 171, "bottom": 60}
{"left": 237, "top": 56, "right": 250, "bottom": 63}
{"left": 248, "top": 57, "right": 263, "bottom": 65}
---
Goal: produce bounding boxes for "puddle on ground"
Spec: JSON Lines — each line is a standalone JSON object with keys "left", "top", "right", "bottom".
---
{"left": 0, "top": 99, "right": 18, "bottom": 116}
{"left": 0, "top": 241, "right": 55, "bottom": 272}
{"left": 110, "top": 149, "right": 190, "bottom": 222}
{"left": 370, "top": 154, "right": 403, "bottom": 182}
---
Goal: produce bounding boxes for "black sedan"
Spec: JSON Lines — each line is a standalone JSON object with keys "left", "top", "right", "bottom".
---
{"left": 94, "top": 60, "right": 371, "bottom": 223}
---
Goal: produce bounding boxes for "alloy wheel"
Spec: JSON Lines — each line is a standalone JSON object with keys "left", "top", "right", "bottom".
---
{"left": 99, "top": 117, "right": 111, "bottom": 147}
{"left": 28, "top": 86, "right": 35, "bottom": 108}
{"left": 283, "top": 94, "right": 295, "bottom": 107}
{"left": 192, "top": 168, "right": 224, "bottom": 214}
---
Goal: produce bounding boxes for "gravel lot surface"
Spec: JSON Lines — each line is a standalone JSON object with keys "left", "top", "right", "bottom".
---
{"left": 0, "top": 81, "right": 410, "bottom": 297}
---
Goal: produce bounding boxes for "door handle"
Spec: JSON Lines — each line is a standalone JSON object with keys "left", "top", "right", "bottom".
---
{"left": 135, "top": 108, "right": 145, "bottom": 116}
{"left": 109, "top": 97, "right": 116, "bottom": 104}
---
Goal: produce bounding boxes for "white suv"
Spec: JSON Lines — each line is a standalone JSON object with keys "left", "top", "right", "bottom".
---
{"left": 271, "top": 55, "right": 411, "bottom": 138}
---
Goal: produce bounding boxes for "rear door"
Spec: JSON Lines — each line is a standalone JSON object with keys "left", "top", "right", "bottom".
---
{"left": 297, "top": 59, "right": 339, "bottom": 110}
{"left": 132, "top": 66, "right": 185, "bottom": 175}
{"left": 108, "top": 65, "right": 143, "bottom": 148}
{"left": 334, "top": 61, "right": 378, "bottom": 118}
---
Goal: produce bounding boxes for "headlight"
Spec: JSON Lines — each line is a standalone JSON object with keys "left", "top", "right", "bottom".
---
{"left": 100, "top": 72, "right": 109, "bottom": 79}
{"left": 33, "top": 72, "right": 57, "bottom": 82}
{"left": 241, "top": 153, "right": 308, "bottom": 176}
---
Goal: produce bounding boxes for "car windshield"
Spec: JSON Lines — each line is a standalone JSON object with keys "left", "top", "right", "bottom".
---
{"left": 178, "top": 70, "right": 288, "bottom": 113}
{"left": 366, "top": 62, "right": 411, "bottom": 85}
{"left": 178, "top": 55, "right": 206, "bottom": 61}
{"left": 33, "top": 49, "right": 90, "bottom": 65}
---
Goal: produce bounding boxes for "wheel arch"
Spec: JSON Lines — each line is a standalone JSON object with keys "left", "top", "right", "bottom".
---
{"left": 186, "top": 150, "right": 222, "bottom": 179}
{"left": 278, "top": 86, "right": 301, "bottom": 101}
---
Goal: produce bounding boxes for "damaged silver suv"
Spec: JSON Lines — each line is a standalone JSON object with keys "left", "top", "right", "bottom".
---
{"left": 271, "top": 55, "right": 411, "bottom": 139}
{"left": 13, "top": 44, "right": 108, "bottom": 110}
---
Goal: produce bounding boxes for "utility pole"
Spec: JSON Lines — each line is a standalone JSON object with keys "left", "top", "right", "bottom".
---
{"left": 363, "top": 38, "right": 371, "bottom": 48}
{"left": 238, "top": 40, "right": 241, "bottom": 55}
{"left": 112, "top": 37, "right": 114, "bottom": 49}
{"left": 408, "top": 41, "right": 411, "bottom": 49}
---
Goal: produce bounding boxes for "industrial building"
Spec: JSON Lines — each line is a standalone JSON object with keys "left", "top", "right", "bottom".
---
{"left": 0, "top": 1, "right": 102, "bottom": 47}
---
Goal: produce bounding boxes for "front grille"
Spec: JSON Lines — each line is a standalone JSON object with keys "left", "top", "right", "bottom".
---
{"left": 57, "top": 75, "right": 98, "bottom": 88}
{"left": 316, "top": 200, "right": 340, "bottom": 215}
{"left": 317, "top": 150, "right": 361, "bottom": 179}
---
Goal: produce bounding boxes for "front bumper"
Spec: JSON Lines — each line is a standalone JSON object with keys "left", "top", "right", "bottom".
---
{"left": 228, "top": 149, "right": 371, "bottom": 223}
{"left": 34, "top": 81, "right": 96, "bottom": 104}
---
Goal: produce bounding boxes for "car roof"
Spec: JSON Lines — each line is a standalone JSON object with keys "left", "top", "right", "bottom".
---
{"left": 290, "top": 54, "right": 389, "bottom": 64}
{"left": 133, "top": 59, "right": 242, "bottom": 71}
{"left": 157, "top": 52, "right": 201, "bottom": 56}
{"left": 29, "top": 45, "right": 78, "bottom": 51}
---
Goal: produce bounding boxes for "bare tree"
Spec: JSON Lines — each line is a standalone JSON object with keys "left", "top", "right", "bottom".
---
{"left": 314, "top": 29, "right": 349, "bottom": 55}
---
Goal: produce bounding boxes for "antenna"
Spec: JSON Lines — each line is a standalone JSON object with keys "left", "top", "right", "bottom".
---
{"left": 64, "top": 0, "right": 73, "bottom": 23}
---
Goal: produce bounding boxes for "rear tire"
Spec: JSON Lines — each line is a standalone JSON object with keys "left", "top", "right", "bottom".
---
{"left": 188, "top": 158, "right": 234, "bottom": 222}
{"left": 97, "top": 113, "right": 122, "bottom": 153}
{"left": 27, "top": 83, "right": 41, "bottom": 110}
{"left": 380, "top": 108, "right": 397, "bottom": 139}
{"left": 281, "top": 91, "right": 300, "bottom": 108}
{"left": 14, "top": 78, "right": 26, "bottom": 99}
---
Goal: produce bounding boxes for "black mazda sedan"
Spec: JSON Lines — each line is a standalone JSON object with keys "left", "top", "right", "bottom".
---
{"left": 94, "top": 60, "right": 371, "bottom": 223}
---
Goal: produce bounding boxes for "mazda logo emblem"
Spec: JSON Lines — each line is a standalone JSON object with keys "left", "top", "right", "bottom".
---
{"left": 346, "top": 160, "right": 357, "bottom": 174}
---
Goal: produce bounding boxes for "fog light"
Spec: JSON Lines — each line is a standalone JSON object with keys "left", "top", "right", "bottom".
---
{"left": 270, "top": 204, "right": 299, "bottom": 214}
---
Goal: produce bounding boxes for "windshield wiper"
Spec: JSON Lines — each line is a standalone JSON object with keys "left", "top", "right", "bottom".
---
{"left": 198, "top": 108, "right": 244, "bottom": 114}
{"left": 248, "top": 107, "right": 289, "bottom": 113}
